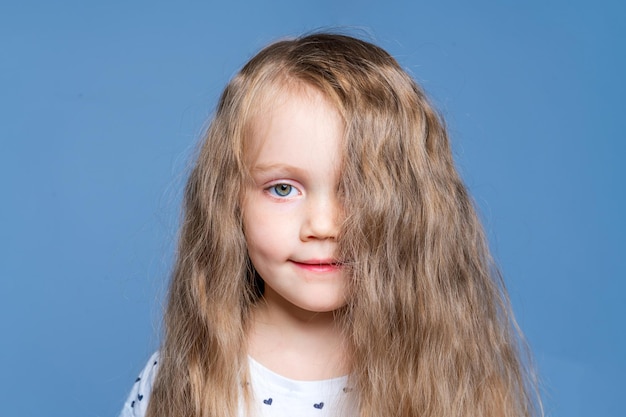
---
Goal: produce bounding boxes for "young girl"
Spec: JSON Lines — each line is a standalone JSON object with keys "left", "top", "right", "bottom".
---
{"left": 120, "top": 33, "right": 540, "bottom": 417}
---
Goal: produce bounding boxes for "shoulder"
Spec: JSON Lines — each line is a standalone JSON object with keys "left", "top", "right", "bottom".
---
{"left": 118, "top": 352, "right": 160, "bottom": 417}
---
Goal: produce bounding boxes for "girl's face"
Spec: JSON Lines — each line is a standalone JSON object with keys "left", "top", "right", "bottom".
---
{"left": 242, "top": 86, "right": 346, "bottom": 316}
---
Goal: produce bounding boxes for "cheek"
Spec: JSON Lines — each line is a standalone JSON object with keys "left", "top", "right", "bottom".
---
{"left": 243, "top": 202, "right": 290, "bottom": 259}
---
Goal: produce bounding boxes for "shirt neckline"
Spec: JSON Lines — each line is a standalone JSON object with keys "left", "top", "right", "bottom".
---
{"left": 247, "top": 355, "right": 349, "bottom": 394}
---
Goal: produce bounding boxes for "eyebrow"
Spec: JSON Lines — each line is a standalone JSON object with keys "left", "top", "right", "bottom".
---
{"left": 250, "top": 163, "right": 308, "bottom": 177}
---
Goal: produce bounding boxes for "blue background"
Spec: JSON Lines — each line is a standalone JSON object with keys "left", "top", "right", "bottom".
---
{"left": 1, "top": 1, "right": 623, "bottom": 416}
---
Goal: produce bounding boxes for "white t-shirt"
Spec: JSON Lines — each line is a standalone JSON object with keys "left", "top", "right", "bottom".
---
{"left": 119, "top": 353, "right": 357, "bottom": 417}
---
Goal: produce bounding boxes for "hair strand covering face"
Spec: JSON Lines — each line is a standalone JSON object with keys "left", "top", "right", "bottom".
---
{"left": 146, "top": 32, "right": 542, "bottom": 417}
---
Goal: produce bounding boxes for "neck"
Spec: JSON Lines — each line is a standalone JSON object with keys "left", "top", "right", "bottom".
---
{"left": 247, "top": 290, "right": 349, "bottom": 380}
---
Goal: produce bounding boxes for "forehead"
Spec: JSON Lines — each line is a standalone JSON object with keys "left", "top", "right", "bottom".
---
{"left": 245, "top": 83, "right": 344, "bottom": 166}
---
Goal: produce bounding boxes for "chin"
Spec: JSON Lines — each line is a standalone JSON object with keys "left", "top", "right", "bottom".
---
{"left": 298, "top": 301, "right": 347, "bottom": 314}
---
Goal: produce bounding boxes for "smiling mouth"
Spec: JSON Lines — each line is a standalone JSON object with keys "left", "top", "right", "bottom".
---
{"left": 291, "top": 259, "right": 342, "bottom": 273}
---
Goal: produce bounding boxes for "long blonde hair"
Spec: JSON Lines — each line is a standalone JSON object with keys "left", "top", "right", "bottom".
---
{"left": 146, "top": 33, "right": 541, "bottom": 417}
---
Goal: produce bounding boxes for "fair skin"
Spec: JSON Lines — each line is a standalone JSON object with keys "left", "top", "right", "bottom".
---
{"left": 243, "top": 85, "right": 349, "bottom": 380}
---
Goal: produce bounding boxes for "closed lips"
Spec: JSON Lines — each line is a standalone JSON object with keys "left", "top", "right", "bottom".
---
{"left": 291, "top": 260, "right": 341, "bottom": 272}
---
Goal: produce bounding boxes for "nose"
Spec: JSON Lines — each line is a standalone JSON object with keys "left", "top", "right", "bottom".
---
{"left": 300, "top": 194, "right": 340, "bottom": 241}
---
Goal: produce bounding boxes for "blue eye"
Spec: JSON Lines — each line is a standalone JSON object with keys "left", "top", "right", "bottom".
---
{"left": 269, "top": 183, "right": 296, "bottom": 197}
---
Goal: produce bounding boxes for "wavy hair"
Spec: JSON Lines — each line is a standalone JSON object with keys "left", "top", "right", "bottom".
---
{"left": 146, "top": 33, "right": 541, "bottom": 417}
